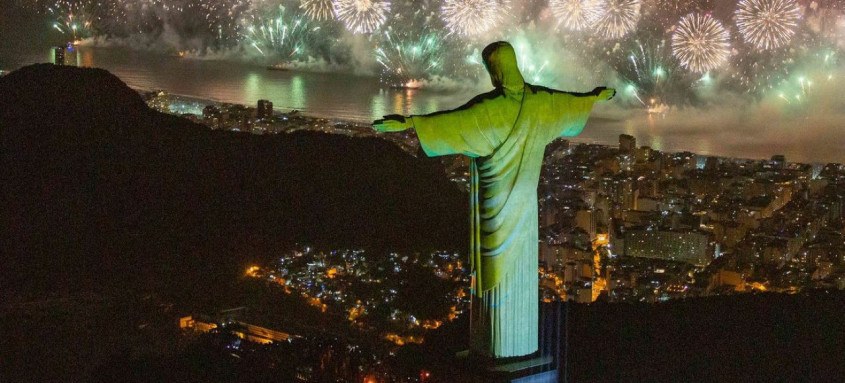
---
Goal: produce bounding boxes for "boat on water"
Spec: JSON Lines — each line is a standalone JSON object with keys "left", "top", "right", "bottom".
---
{"left": 389, "top": 79, "right": 424, "bottom": 90}
{"left": 390, "top": 84, "right": 422, "bottom": 90}
{"left": 266, "top": 63, "right": 292, "bottom": 71}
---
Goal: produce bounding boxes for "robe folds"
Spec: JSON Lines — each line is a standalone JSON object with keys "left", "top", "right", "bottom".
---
{"left": 409, "top": 42, "right": 601, "bottom": 358}
{"left": 412, "top": 87, "right": 598, "bottom": 357}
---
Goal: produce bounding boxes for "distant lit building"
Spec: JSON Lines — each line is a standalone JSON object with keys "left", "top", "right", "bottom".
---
{"left": 709, "top": 269, "right": 746, "bottom": 292}
{"left": 634, "top": 146, "right": 652, "bottom": 163}
{"left": 834, "top": 194, "right": 845, "bottom": 221}
{"left": 619, "top": 134, "right": 636, "bottom": 153}
{"left": 203, "top": 105, "right": 221, "bottom": 120}
{"left": 54, "top": 46, "right": 65, "bottom": 66}
{"left": 622, "top": 229, "right": 711, "bottom": 266}
{"left": 705, "top": 156, "right": 720, "bottom": 172}
{"left": 180, "top": 314, "right": 295, "bottom": 345}
{"left": 257, "top": 99, "right": 274, "bottom": 119}
{"left": 771, "top": 154, "right": 786, "bottom": 170}
{"left": 575, "top": 209, "right": 597, "bottom": 240}
{"left": 226, "top": 104, "right": 256, "bottom": 132}
{"left": 611, "top": 178, "right": 638, "bottom": 211}
{"left": 201, "top": 105, "right": 222, "bottom": 129}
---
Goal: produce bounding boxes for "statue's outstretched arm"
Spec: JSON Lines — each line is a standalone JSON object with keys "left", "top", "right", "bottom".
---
{"left": 373, "top": 114, "right": 413, "bottom": 133}
{"left": 551, "top": 86, "right": 616, "bottom": 100}
{"left": 373, "top": 92, "right": 498, "bottom": 158}
{"left": 371, "top": 91, "right": 497, "bottom": 134}
{"left": 591, "top": 87, "right": 616, "bottom": 101}
{"left": 411, "top": 95, "right": 499, "bottom": 157}
{"left": 549, "top": 86, "right": 615, "bottom": 138}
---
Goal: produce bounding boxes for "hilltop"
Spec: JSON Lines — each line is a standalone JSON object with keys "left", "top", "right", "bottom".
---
{"left": 0, "top": 64, "right": 467, "bottom": 381}
{"left": 0, "top": 63, "right": 467, "bottom": 295}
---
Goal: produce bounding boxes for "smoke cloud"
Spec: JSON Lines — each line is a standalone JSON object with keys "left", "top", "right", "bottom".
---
{"left": 20, "top": 0, "right": 845, "bottom": 163}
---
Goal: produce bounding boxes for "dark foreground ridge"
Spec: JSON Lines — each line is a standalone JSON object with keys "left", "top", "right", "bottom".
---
{"left": 403, "top": 290, "right": 845, "bottom": 382}
{"left": 0, "top": 64, "right": 466, "bottom": 380}
{"left": 0, "top": 64, "right": 466, "bottom": 293}
{"left": 566, "top": 291, "right": 845, "bottom": 382}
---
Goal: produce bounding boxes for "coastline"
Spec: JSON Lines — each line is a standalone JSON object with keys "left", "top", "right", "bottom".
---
{"left": 140, "top": 87, "right": 822, "bottom": 166}
{"left": 132, "top": 86, "right": 374, "bottom": 127}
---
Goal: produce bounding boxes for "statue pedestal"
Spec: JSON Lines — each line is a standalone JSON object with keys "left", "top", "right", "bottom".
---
{"left": 457, "top": 351, "right": 558, "bottom": 383}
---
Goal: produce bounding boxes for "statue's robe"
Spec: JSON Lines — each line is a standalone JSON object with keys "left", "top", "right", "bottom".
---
{"left": 409, "top": 42, "right": 602, "bottom": 358}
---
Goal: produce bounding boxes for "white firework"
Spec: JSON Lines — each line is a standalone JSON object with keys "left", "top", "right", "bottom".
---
{"left": 300, "top": 0, "right": 334, "bottom": 21}
{"left": 589, "top": 0, "right": 641, "bottom": 39}
{"left": 333, "top": 0, "right": 391, "bottom": 34}
{"left": 736, "top": 0, "right": 802, "bottom": 50}
{"left": 672, "top": 13, "right": 731, "bottom": 73}
{"left": 441, "top": 0, "right": 511, "bottom": 36}
{"left": 549, "top": 0, "right": 600, "bottom": 31}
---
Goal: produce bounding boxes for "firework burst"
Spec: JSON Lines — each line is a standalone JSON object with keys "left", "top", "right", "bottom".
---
{"left": 44, "top": 0, "right": 100, "bottom": 39}
{"left": 736, "top": 0, "right": 802, "bottom": 50}
{"left": 441, "top": 0, "right": 510, "bottom": 37}
{"left": 299, "top": 0, "right": 334, "bottom": 21}
{"left": 672, "top": 13, "right": 731, "bottom": 73}
{"left": 116, "top": 0, "right": 167, "bottom": 35}
{"left": 201, "top": 0, "right": 251, "bottom": 45}
{"left": 375, "top": 27, "right": 447, "bottom": 86}
{"left": 16, "top": 0, "right": 845, "bottom": 109}
{"left": 589, "top": 0, "right": 641, "bottom": 39}
{"left": 334, "top": 0, "right": 391, "bottom": 34}
{"left": 612, "top": 39, "right": 697, "bottom": 112}
{"left": 511, "top": 39, "right": 552, "bottom": 84}
{"left": 241, "top": 5, "right": 319, "bottom": 59}
{"left": 620, "top": 41, "right": 671, "bottom": 103}
{"left": 770, "top": 48, "right": 838, "bottom": 105}
{"left": 549, "top": 0, "right": 600, "bottom": 32}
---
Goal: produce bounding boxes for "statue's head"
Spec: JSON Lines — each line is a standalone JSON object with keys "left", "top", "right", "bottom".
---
{"left": 482, "top": 41, "right": 525, "bottom": 92}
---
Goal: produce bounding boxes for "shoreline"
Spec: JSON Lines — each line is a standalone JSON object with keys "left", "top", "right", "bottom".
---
{"left": 142, "top": 87, "right": 822, "bottom": 166}
{"left": 132, "top": 86, "right": 375, "bottom": 127}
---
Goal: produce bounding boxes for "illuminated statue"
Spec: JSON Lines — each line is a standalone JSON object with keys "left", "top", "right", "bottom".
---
{"left": 373, "top": 41, "right": 615, "bottom": 358}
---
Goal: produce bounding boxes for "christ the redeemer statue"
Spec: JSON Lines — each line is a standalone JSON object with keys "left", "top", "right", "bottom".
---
{"left": 373, "top": 41, "right": 615, "bottom": 359}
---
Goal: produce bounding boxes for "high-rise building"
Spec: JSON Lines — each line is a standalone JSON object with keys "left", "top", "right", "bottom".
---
{"left": 54, "top": 46, "right": 65, "bottom": 66}
{"left": 575, "top": 209, "right": 597, "bottom": 240}
{"left": 618, "top": 178, "right": 638, "bottom": 210}
{"left": 771, "top": 155, "right": 786, "bottom": 170}
{"left": 619, "top": 134, "right": 636, "bottom": 153}
{"left": 705, "top": 156, "right": 720, "bottom": 172}
{"left": 257, "top": 99, "right": 274, "bottom": 119}
{"left": 634, "top": 146, "right": 652, "bottom": 163}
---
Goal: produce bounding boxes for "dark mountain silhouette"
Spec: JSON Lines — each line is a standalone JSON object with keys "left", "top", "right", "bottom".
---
{"left": 0, "top": 64, "right": 468, "bottom": 381}
{"left": 0, "top": 64, "right": 467, "bottom": 296}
